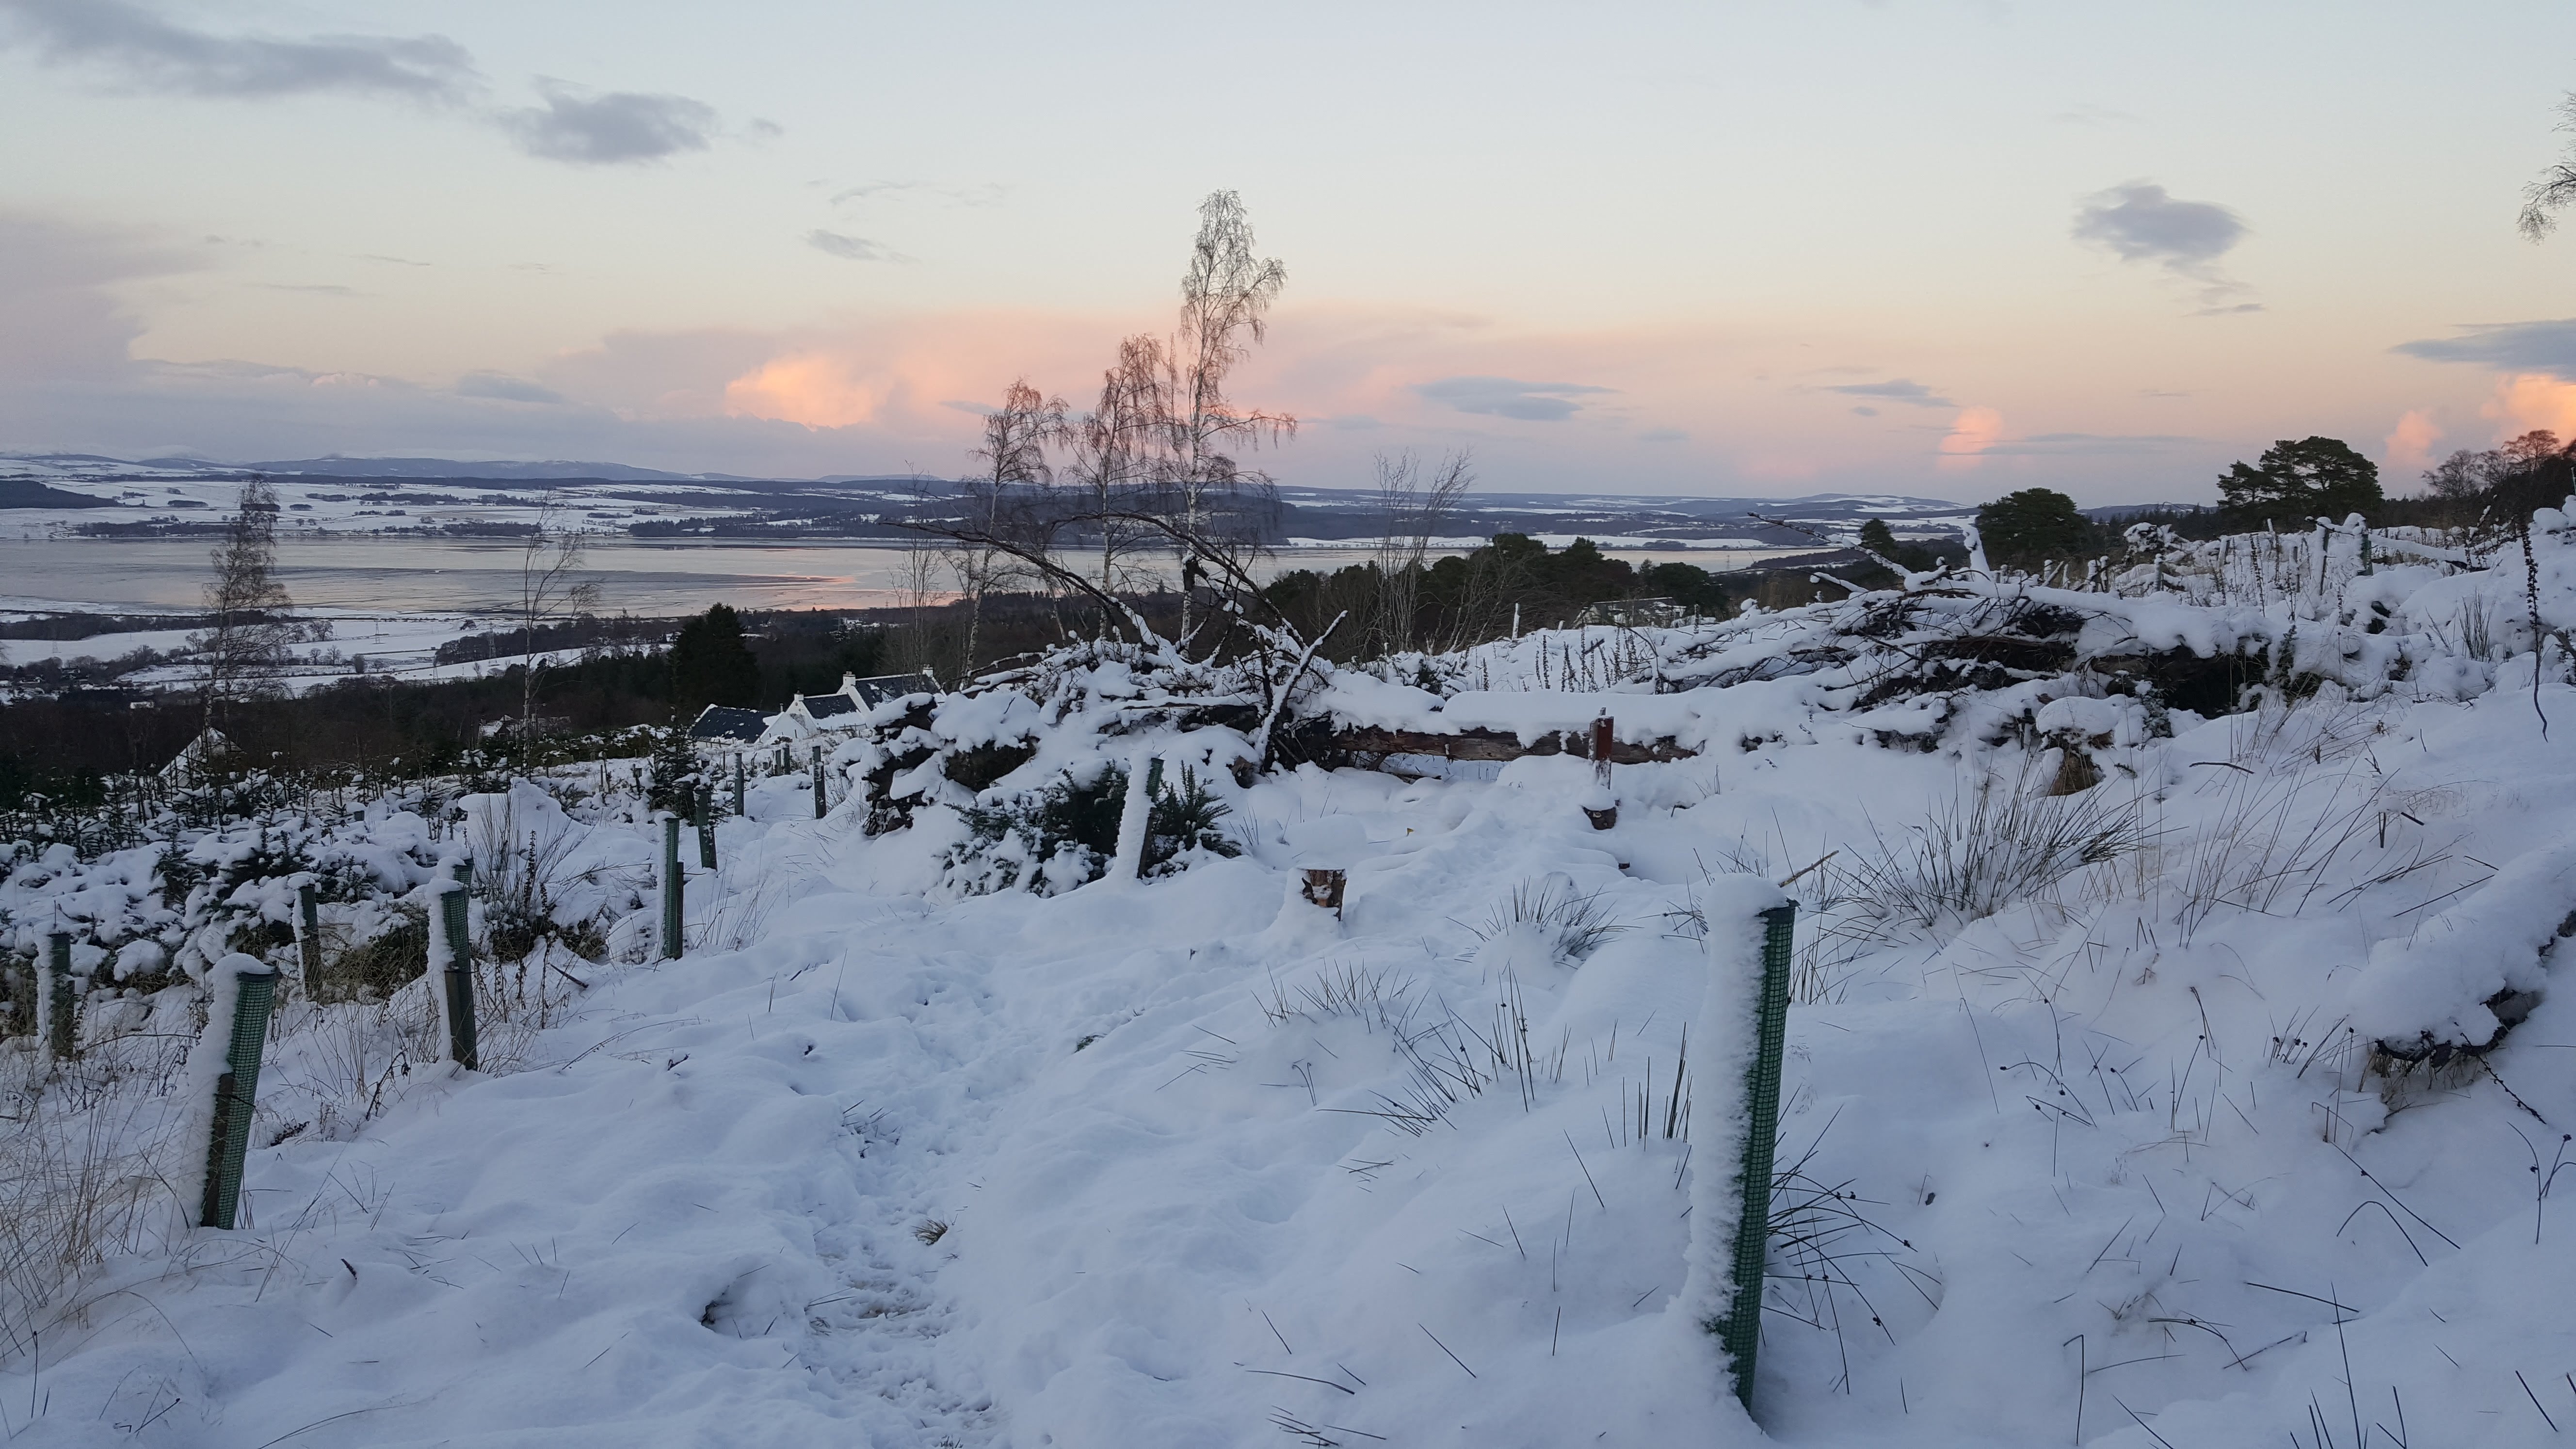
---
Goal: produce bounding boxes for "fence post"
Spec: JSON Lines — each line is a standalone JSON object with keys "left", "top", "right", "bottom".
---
{"left": 437, "top": 860, "right": 480, "bottom": 1070}
{"left": 297, "top": 881, "right": 322, "bottom": 995}
{"left": 198, "top": 957, "right": 281, "bottom": 1230}
{"left": 1584, "top": 714, "right": 1619, "bottom": 830}
{"left": 660, "top": 815, "right": 684, "bottom": 961}
{"left": 697, "top": 784, "right": 717, "bottom": 869}
{"left": 44, "top": 931, "right": 76, "bottom": 1061}
{"left": 1299, "top": 869, "right": 1347, "bottom": 918}
{"left": 1717, "top": 901, "right": 1797, "bottom": 1409}
{"left": 732, "top": 753, "right": 746, "bottom": 817}
{"left": 811, "top": 746, "right": 827, "bottom": 820}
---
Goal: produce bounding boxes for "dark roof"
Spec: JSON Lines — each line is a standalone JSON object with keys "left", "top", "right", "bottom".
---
{"left": 799, "top": 693, "right": 858, "bottom": 719}
{"left": 849, "top": 672, "right": 938, "bottom": 706}
{"left": 688, "top": 705, "right": 768, "bottom": 741}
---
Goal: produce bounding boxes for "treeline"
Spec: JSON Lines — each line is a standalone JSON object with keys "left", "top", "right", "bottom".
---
{"left": 1261, "top": 533, "right": 1738, "bottom": 660}
{"left": 1972, "top": 431, "right": 2576, "bottom": 572}
{"left": 0, "top": 608, "right": 893, "bottom": 805}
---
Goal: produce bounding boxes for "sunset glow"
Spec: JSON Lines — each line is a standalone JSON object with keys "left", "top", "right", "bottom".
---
{"left": 1, "top": 1, "right": 2572, "bottom": 502}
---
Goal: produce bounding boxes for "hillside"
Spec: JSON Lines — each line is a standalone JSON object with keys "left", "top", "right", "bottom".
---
{"left": 4, "top": 510, "right": 2576, "bottom": 1446}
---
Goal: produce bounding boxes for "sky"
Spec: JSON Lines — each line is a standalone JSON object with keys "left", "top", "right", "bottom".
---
{"left": 7, "top": 0, "right": 2576, "bottom": 504}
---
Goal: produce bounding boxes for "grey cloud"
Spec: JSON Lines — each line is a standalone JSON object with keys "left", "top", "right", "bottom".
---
{"left": 829, "top": 181, "right": 1005, "bottom": 208}
{"left": 1850, "top": 406, "right": 1880, "bottom": 417}
{"left": 0, "top": 0, "right": 476, "bottom": 100}
{"left": 2073, "top": 183, "right": 2245, "bottom": 268}
{"left": 2074, "top": 182, "right": 2256, "bottom": 311}
{"left": 0, "top": 210, "right": 194, "bottom": 382}
{"left": 255, "top": 282, "right": 365, "bottom": 296}
{"left": 1416, "top": 375, "right": 1613, "bottom": 422}
{"left": 1636, "top": 428, "right": 1687, "bottom": 443}
{"left": 498, "top": 81, "right": 718, "bottom": 165}
{"left": 807, "top": 230, "right": 901, "bottom": 263}
{"left": 2395, "top": 319, "right": 2576, "bottom": 378}
{"left": 1823, "top": 378, "right": 1954, "bottom": 408}
{"left": 456, "top": 371, "right": 564, "bottom": 404}
{"left": 1326, "top": 414, "right": 1383, "bottom": 431}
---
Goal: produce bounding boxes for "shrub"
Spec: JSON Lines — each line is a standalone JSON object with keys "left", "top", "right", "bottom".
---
{"left": 1469, "top": 874, "right": 1626, "bottom": 964}
{"left": 949, "top": 760, "right": 1240, "bottom": 894}
{"left": 1836, "top": 767, "right": 2144, "bottom": 932}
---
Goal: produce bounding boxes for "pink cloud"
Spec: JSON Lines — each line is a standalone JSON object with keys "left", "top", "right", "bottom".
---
{"left": 2483, "top": 374, "right": 2576, "bottom": 444}
{"left": 2384, "top": 408, "right": 2441, "bottom": 471}
{"left": 1937, "top": 406, "right": 2003, "bottom": 465}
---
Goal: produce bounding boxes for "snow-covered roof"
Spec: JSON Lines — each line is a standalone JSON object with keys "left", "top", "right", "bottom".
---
{"left": 848, "top": 671, "right": 937, "bottom": 707}
{"left": 687, "top": 705, "right": 768, "bottom": 742}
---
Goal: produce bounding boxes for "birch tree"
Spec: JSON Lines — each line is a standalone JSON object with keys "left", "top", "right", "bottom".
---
{"left": 959, "top": 377, "right": 1069, "bottom": 676}
{"left": 514, "top": 490, "right": 600, "bottom": 763}
{"left": 1368, "top": 449, "right": 1475, "bottom": 654}
{"left": 1066, "top": 335, "right": 1167, "bottom": 596}
{"left": 1162, "top": 191, "right": 1295, "bottom": 633}
{"left": 193, "top": 476, "right": 295, "bottom": 732}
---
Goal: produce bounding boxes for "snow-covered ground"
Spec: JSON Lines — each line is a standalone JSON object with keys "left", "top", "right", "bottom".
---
{"left": 0, "top": 467, "right": 768, "bottom": 539}
{"left": 0, "top": 611, "right": 598, "bottom": 696}
{"left": 7, "top": 514, "right": 2576, "bottom": 1445}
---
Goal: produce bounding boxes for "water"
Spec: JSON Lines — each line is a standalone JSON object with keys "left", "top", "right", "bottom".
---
{"left": 0, "top": 536, "right": 1801, "bottom": 618}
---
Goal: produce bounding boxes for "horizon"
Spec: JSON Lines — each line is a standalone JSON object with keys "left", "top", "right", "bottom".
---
{"left": 8, "top": 2, "right": 2576, "bottom": 504}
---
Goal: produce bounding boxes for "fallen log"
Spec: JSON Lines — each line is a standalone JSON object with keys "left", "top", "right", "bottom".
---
{"left": 1325, "top": 724, "right": 1696, "bottom": 768}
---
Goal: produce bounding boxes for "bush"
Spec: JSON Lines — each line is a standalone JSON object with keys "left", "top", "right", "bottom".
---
{"left": 322, "top": 907, "right": 429, "bottom": 1001}
{"left": 950, "top": 760, "right": 1241, "bottom": 894}
{"left": 1975, "top": 489, "right": 2100, "bottom": 570}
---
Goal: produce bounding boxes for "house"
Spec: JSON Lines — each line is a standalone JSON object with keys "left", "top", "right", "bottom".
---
{"left": 159, "top": 726, "right": 234, "bottom": 780}
{"left": 687, "top": 705, "right": 768, "bottom": 743}
{"left": 761, "top": 672, "right": 939, "bottom": 744}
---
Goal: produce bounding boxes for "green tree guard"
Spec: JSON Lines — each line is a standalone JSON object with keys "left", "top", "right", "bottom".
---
{"left": 45, "top": 931, "right": 76, "bottom": 1061}
{"left": 200, "top": 965, "right": 280, "bottom": 1229}
{"left": 811, "top": 746, "right": 827, "bottom": 820}
{"left": 1719, "top": 902, "right": 1797, "bottom": 1409}
{"left": 660, "top": 816, "right": 684, "bottom": 960}
{"left": 697, "top": 784, "right": 717, "bottom": 869}
{"left": 439, "top": 860, "right": 480, "bottom": 1070}
{"left": 297, "top": 881, "right": 322, "bottom": 995}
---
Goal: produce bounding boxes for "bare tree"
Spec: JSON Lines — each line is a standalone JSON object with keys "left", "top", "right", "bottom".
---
{"left": 193, "top": 475, "right": 294, "bottom": 732}
{"left": 957, "top": 378, "right": 1069, "bottom": 677}
{"left": 891, "top": 532, "right": 950, "bottom": 680}
{"left": 1368, "top": 449, "right": 1475, "bottom": 655}
{"left": 1162, "top": 191, "right": 1296, "bottom": 634}
{"left": 511, "top": 492, "right": 601, "bottom": 764}
{"left": 2424, "top": 448, "right": 2505, "bottom": 500}
{"left": 2524, "top": 95, "right": 2576, "bottom": 240}
{"left": 1065, "top": 335, "right": 1168, "bottom": 596}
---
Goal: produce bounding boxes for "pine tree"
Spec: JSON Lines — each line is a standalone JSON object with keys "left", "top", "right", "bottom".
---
{"left": 2217, "top": 437, "right": 2382, "bottom": 530}
{"left": 670, "top": 604, "right": 760, "bottom": 716}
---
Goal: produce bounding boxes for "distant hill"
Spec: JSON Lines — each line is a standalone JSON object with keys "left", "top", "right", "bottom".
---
{"left": 0, "top": 477, "right": 115, "bottom": 509}
{"left": 1, "top": 452, "right": 1975, "bottom": 548}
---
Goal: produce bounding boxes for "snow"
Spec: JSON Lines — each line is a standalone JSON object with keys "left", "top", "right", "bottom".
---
{"left": 19, "top": 509, "right": 2576, "bottom": 1445}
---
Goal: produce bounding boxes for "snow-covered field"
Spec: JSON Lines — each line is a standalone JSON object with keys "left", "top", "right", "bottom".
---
{"left": 0, "top": 466, "right": 769, "bottom": 539}
{"left": 0, "top": 611, "right": 595, "bottom": 696}
{"left": 6, "top": 515, "right": 2576, "bottom": 1445}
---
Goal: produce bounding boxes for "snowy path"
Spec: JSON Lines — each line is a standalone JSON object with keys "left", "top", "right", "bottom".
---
{"left": 12, "top": 764, "right": 1760, "bottom": 1448}
{"left": 31, "top": 890, "right": 1011, "bottom": 1446}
